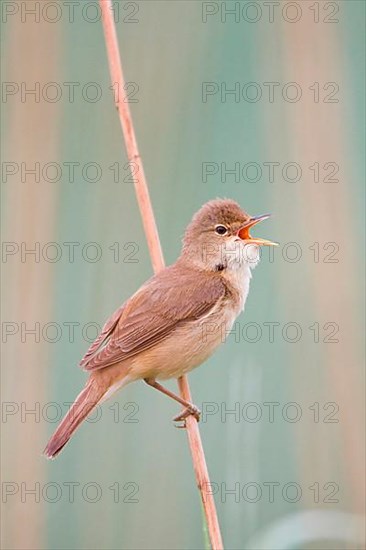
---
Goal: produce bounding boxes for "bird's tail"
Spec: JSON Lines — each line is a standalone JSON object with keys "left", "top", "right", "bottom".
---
{"left": 43, "top": 378, "right": 106, "bottom": 459}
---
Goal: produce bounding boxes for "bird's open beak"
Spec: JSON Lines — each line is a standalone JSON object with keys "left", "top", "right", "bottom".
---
{"left": 237, "top": 214, "right": 278, "bottom": 246}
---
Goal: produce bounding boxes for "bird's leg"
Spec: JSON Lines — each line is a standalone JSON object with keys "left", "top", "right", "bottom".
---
{"left": 144, "top": 378, "right": 201, "bottom": 423}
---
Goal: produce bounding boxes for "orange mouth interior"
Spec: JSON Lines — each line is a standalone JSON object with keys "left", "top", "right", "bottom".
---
{"left": 237, "top": 215, "right": 278, "bottom": 247}
{"left": 238, "top": 226, "right": 252, "bottom": 240}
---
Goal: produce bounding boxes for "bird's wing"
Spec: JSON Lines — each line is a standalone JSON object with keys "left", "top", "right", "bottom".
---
{"left": 80, "top": 265, "right": 226, "bottom": 371}
{"left": 78, "top": 303, "right": 125, "bottom": 368}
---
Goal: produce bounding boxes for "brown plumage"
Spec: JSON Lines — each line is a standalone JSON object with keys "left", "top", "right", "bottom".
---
{"left": 44, "top": 199, "right": 276, "bottom": 458}
{"left": 80, "top": 264, "right": 227, "bottom": 371}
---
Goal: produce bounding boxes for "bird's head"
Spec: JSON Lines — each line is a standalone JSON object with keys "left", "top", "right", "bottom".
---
{"left": 181, "top": 198, "right": 278, "bottom": 271}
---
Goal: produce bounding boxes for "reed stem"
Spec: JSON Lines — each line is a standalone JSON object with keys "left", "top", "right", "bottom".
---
{"left": 99, "top": 2, "right": 224, "bottom": 548}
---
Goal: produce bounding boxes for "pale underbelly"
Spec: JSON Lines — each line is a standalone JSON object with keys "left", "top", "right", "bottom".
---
{"left": 128, "top": 308, "right": 238, "bottom": 381}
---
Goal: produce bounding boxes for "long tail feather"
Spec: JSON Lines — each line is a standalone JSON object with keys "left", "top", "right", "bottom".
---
{"left": 43, "top": 379, "right": 105, "bottom": 459}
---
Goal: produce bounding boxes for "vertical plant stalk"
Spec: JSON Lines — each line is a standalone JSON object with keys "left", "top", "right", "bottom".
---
{"left": 100, "top": 2, "right": 224, "bottom": 549}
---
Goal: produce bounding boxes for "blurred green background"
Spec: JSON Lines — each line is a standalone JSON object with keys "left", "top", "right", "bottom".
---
{"left": 1, "top": 1, "right": 365, "bottom": 549}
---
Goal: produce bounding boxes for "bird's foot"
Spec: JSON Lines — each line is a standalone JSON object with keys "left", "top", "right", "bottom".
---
{"left": 173, "top": 404, "right": 201, "bottom": 428}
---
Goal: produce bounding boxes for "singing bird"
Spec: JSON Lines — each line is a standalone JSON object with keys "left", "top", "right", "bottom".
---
{"left": 44, "top": 199, "right": 277, "bottom": 458}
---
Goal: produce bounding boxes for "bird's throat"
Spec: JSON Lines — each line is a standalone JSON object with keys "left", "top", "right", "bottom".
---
{"left": 221, "top": 263, "right": 253, "bottom": 313}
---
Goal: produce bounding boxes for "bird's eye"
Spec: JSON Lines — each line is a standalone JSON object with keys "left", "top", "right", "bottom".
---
{"left": 215, "top": 225, "right": 228, "bottom": 236}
